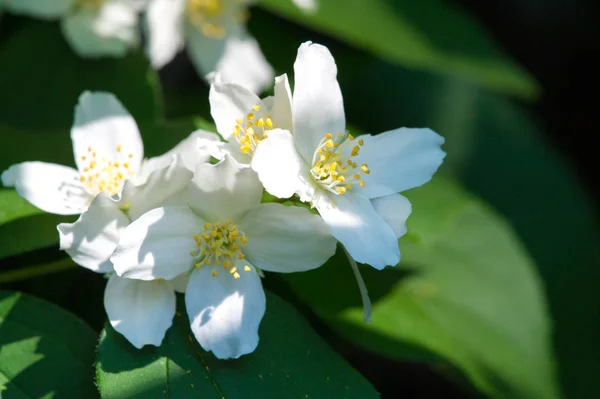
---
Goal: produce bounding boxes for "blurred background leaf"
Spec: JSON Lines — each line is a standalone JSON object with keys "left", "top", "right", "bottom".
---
{"left": 272, "top": 177, "right": 558, "bottom": 399}
{"left": 259, "top": 0, "right": 539, "bottom": 100}
{"left": 0, "top": 290, "right": 97, "bottom": 398}
{"left": 96, "top": 292, "right": 377, "bottom": 399}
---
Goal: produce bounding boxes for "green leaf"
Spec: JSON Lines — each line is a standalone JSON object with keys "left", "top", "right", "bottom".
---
{"left": 258, "top": 0, "right": 538, "bottom": 99}
{"left": 0, "top": 290, "right": 97, "bottom": 398}
{"left": 0, "top": 18, "right": 161, "bottom": 131}
{"left": 278, "top": 177, "right": 558, "bottom": 399}
{"left": 96, "top": 291, "right": 378, "bottom": 398}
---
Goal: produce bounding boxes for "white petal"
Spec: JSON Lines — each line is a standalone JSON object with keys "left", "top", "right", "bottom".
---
{"left": 316, "top": 193, "right": 399, "bottom": 270}
{"left": 169, "top": 272, "right": 190, "bottom": 293}
{"left": 188, "top": 155, "right": 262, "bottom": 222}
{"left": 371, "top": 194, "right": 412, "bottom": 238}
{"left": 144, "top": 0, "right": 186, "bottom": 68}
{"left": 61, "top": 2, "right": 140, "bottom": 58}
{"left": 185, "top": 263, "right": 265, "bottom": 359}
{"left": 355, "top": 128, "right": 446, "bottom": 198}
{"left": 111, "top": 206, "right": 203, "bottom": 280}
{"left": 271, "top": 74, "right": 293, "bottom": 132}
{"left": 291, "top": 0, "right": 317, "bottom": 12}
{"left": 71, "top": 91, "right": 143, "bottom": 174}
{"left": 184, "top": 22, "right": 228, "bottom": 80}
{"left": 240, "top": 203, "right": 336, "bottom": 273}
{"left": 209, "top": 81, "right": 263, "bottom": 140}
{"left": 136, "top": 129, "right": 218, "bottom": 182}
{"left": 104, "top": 274, "right": 176, "bottom": 349}
{"left": 120, "top": 155, "right": 194, "bottom": 221}
{"left": 57, "top": 193, "right": 128, "bottom": 273}
{"left": 213, "top": 35, "right": 274, "bottom": 94}
{"left": 3, "top": 0, "right": 71, "bottom": 19}
{"left": 292, "top": 41, "right": 345, "bottom": 163}
{"left": 251, "top": 129, "right": 315, "bottom": 202}
{"left": 1, "top": 162, "right": 90, "bottom": 215}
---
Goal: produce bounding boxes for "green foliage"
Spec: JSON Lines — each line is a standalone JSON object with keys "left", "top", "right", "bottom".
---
{"left": 96, "top": 292, "right": 378, "bottom": 399}
{"left": 278, "top": 177, "right": 558, "bottom": 399}
{"left": 0, "top": 290, "right": 97, "bottom": 398}
{"left": 259, "top": 0, "right": 538, "bottom": 99}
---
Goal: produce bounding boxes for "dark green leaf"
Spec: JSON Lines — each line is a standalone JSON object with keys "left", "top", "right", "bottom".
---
{"left": 96, "top": 291, "right": 377, "bottom": 398}
{"left": 0, "top": 290, "right": 97, "bottom": 398}
{"left": 259, "top": 0, "right": 538, "bottom": 99}
{"left": 279, "top": 177, "right": 559, "bottom": 399}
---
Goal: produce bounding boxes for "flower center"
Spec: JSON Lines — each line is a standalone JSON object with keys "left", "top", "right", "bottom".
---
{"left": 232, "top": 104, "right": 275, "bottom": 155}
{"left": 189, "top": 221, "right": 253, "bottom": 279}
{"left": 78, "top": 144, "right": 135, "bottom": 196}
{"left": 310, "top": 132, "right": 370, "bottom": 195}
{"left": 186, "top": 0, "right": 226, "bottom": 39}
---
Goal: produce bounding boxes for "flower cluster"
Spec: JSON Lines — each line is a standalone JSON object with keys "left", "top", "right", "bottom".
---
{"left": 1, "top": 0, "right": 315, "bottom": 93}
{"left": 1, "top": 41, "right": 445, "bottom": 359}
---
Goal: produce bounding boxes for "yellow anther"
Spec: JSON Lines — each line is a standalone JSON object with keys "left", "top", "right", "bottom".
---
{"left": 361, "top": 164, "right": 370, "bottom": 174}
{"left": 252, "top": 105, "right": 261, "bottom": 111}
{"left": 233, "top": 272, "right": 241, "bottom": 279}
{"left": 193, "top": 233, "right": 200, "bottom": 241}
{"left": 240, "top": 236, "right": 248, "bottom": 244}
{"left": 124, "top": 162, "right": 130, "bottom": 169}
{"left": 239, "top": 253, "right": 245, "bottom": 260}
{"left": 90, "top": 161, "right": 97, "bottom": 169}
{"left": 88, "top": 146, "right": 92, "bottom": 152}
{"left": 116, "top": 144, "right": 122, "bottom": 152}
{"left": 204, "top": 223, "right": 211, "bottom": 230}
{"left": 257, "top": 118, "right": 265, "bottom": 127}
{"left": 195, "top": 263, "right": 202, "bottom": 268}
{"left": 117, "top": 172, "right": 124, "bottom": 179}
{"left": 247, "top": 113, "right": 254, "bottom": 120}
{"left": 337, "top": 175, "right": 346, "bottom": 183}
{"left": 265, "top": 118, "right": 273, "bottom": 127}
{"left": 229, "top": 267, "right": 237, "bottom": 274}
{"left": 351, "top": 146, "right": 360, "bottom": 156}
{"left": 204, "top": 258, "right": 211, "bottom": 264}
{"left": 128, "top": 153, "right": 133, "bottom": 158}
{"left": 114, "top": 162, "right": 120, "bottom": 167}
{"left": 244, "top": 265, "right": 251, "bottom": 272}
{"left": 358, "top": 139, "right": 364, "bottom": 146}
{"left": 324, "top": 133, "right": 333, "bottom": 139}
{"left": 359, "top": 180, "right": 365, "bottom": 187}
{"left": 236, "top": 117, "right": 243, "bottom": 124}
{"left": 190, "top": 250, "right": 196, "bottom": 256}
{"left": 212, "top": 270, "right": 218, "bottom": 277}
{"left": 81, "top": 155, "right": 86, "bottom": 161}
{"left": 353, "top": 173, "right": 360, "bottom": 180}
{"left": 325, "top": 139, "right": 335, "bottom": 148}
{"left": 336, "top": 186, "right": 347, "bottom": 194}
{"left": 348, "top": 134, "right": 355, "bottom": 140}
{"left": 223, "top": 260, "right": 232, "bottom": 268}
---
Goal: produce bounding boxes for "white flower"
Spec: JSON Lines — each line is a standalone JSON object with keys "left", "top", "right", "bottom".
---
{"left": 145, "top": 0, "right": 273, "bottom": 93}
{"left": 208, "top": 73, "right": 293, "bottom": 164}
{"left": 251, "top": 42, "right": 446, "bottom": 270}
{"left": 111, "top": 155, "right": 337, "bottom": 358}
{"left": 3, "top": 0, "right": 145, "bottom": 58}
{"left": 2, "top": 91, "right": 216, "bottom": 216}
{"left": 57, "top": 131, "right": 218, "bottom": 348}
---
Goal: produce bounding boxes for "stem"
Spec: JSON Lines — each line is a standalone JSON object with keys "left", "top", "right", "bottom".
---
{"left": 342, "top": 245, "right": 372, "bottom": 322}
{"left": 0, "top": 258, "right": 76, "bottom": 284}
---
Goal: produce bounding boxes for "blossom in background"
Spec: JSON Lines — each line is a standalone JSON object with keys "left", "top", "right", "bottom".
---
{"left": 111, "top": 156, "right": 337, "bottom": 358}
{"left": 145, "top": 0, "right": 273, "bottom": 93}
{"left": 252, "top": 42, "right": 446, "bottom": 270}
{"left": 3, "top": 0, "right": 145, "bottom": 57}
{"left": 207, "top": 73, "right": 292, "bottom": 163}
